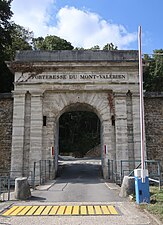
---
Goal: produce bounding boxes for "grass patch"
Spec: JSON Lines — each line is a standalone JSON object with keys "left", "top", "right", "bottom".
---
{"left": 144, "top": 186, "right": 163, "bottom": 222}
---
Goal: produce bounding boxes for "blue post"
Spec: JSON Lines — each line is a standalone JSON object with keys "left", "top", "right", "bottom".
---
{"left": 134, "top": 169, "right": 150, "bottom": 204}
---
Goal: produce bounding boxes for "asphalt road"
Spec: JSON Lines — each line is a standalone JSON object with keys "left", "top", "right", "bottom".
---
{"left": 32, "top": 158, "right": 123, "bottom": 202}
{"left": 0, "top": 158, "right": 159, "bottom": 225}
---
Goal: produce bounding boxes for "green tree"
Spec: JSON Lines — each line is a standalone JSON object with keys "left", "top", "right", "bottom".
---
{"left": 0, "top": 22, "right": 34, "bottom": 92}
{"left": 33, "top": 35, "right": 74, "bottom": 50}
{"left": 4, "top": 22, "right": 33, "bottom": 60}
{"left": 103, "top": 42, "right": 118, "bottom": 50}
{"left": 0, "top": 0, "right": 13, "bottom": 92}
{"left": 143, "top": 49, "right": 163, "bottom": 92}
{"left": 59, "top": 111, "right": 100, "bottom": 156}
{"left": 152, "top": 49, "right": 163, "bottom": 91}
{"left": 0, "top": 0, "right": 13, "bottom": 60}
{"left": 89, "top": 45, "right": 100, "bottom": 50}
{"left": 74, "top": 47, "right": 85, "bottom": 50}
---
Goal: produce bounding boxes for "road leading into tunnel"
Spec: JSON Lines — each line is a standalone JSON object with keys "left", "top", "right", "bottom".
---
{"left": 32, "top": 158, "right": 124, "bottom": 202}
{"left": 0, "top": 158, "right": 156, "bottom": 225}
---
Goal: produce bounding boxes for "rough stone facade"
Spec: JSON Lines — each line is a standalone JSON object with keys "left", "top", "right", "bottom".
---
{"left": 144, "top": 92, "right": 163, "bottom": 169}
{"left": 0, "top": 51, "right": 162, "bottom": 181}
{"left": 8, "top": 50, "right": 141, "bottom": 179}
{"left": 1, "top": 92, "right": 162, "bottom": 175}
{"left": 0, "top": 93, "right": 13, "bottom": 173}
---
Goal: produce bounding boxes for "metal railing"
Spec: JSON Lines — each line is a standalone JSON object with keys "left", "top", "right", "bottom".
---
{"left": 0, "top": 160, "right": 55, "bottom": 200}
{"left": 32, "top": 159, "right": 55, "bottom": 189}
{"left": 0, "top": 175, "right": 11, "bottom": 201}
{"left": 0, "top": 170, "right": 32, "bottom": 201}
{"left": 108, "top": 159, "right": 162, "bottom": 188}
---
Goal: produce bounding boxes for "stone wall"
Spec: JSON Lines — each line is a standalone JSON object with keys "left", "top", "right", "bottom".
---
{"left": 0, "top": 92, "right": 162, "bottom": 173}
{"left": 144, "top": 92, "right": 163, "bottom": 169}
{"left": 0, "top": 93, "right": 13, "bottom": 172}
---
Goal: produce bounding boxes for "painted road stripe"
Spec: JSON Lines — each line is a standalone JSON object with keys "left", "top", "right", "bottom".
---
{"left": 18, "top": 206, "right": 33, "bottom": 215}
{"left": 49, "top": 206, "right": 59, "bottom": 215}
{"left": 101, "top": 205, "right": 110, "bottom": 215}
{"left": 72, "top": 205, "right": 79, "bottom": 215}
{"left": 80, "top": 206, "right": 87, "bottom": 215}
{"left": 33, "top": 206, "right": 46, "bottom": 215}
{"left": 41, "top": 206, "right": 53, "bottom": 215}
{"left": 107, "top": 206, "right": 118, "bottom": 215}
{"left": 56, "top": 206, "right": 66, "bottom": 215}
{"left": 2, "top": 206, "right": 19, "bottom": 216}
{"left": 9, "top": 206, "right": 26, "bottom": 216}
{"left": 64, "top": 206, "right": 73, "bottom": 215}
{"left": 94, "top": 205, "right": 102, "bottom": 215}
{"left": 26, "top": 206, "right": 39, "bottom": 215}
{"left": 87, "top": 206, "right": 94, "bottom": 215}
{"left": 2, "top": 205, "right": 119, "bottom": 216}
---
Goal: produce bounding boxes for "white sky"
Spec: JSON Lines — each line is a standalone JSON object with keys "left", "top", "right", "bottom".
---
{"left": 11, "top": 0, "right": 137, "bottom": 49}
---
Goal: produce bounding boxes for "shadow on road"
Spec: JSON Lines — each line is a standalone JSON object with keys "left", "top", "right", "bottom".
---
{"left": 56, "top": 162, "right": 102, "bottom": 183}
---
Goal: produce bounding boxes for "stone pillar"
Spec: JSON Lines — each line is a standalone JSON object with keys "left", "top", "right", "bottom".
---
{"left": 54, "top": 120, "right": 59, "bottom": 174}
{"left": 102, "top": 121, "right": 112, "bottom": 179}
{"left": 114, "top": 92, "right": 129, "bottom": 177}
{"left": 132, "top": 94, "right": 141, "bottom": 162}
{"left": 29, "top": 92, "right": 43, "bottom": 173}
{"left": 11, "top": 91, "right": 26, "bottom": 176}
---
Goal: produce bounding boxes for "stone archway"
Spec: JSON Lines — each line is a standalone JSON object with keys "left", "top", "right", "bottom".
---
{"left": 10, "top": 50, "right": 141, "bottom": 181}
{"left": 43, "top": 92, "right": 112, "bottom": 179}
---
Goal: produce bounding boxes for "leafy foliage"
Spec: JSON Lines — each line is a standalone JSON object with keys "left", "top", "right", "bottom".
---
{"left": 0, "top": 21, "right": 33, "bottom": 92}
{"left": 33, "top": 35, "right": 74, "bottom": 50}
{"left": 4, "top": 22, "right": 33, "bottom": 60}
{"left": 0, "top": 0, "right": 13, "bottom": 60}
{"left": 0, "top": 0, "right": 13, "bottom": 92}
{"left": 0, "top": 61, "right": 13, "bottom": 92}
{"left": 143, "top": 50, "right": 163, "bottom": 91}
{"left": 89, "top": 45, "right": 100, "bottom": 50}
{"left": 103, "top": 43, "right": 118, "bottom": 50}
{"left": 59, "top": 111, "right": 100, "bottom": 157}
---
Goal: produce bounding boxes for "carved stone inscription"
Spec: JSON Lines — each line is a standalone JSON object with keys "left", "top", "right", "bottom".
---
{"left": 16, "top": 73, "right": 127, "bottom": 83}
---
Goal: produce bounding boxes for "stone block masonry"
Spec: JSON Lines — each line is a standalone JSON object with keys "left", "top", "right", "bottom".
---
{"left": 144, "top": 92, "right": 163, "bottom": 170}
{"left": 0, "top": 92, "right": 162, "bottom": 176}
{"left": 0, "top": 50, "right": 162, "bottom": 180}
{"left": 0, "top": 93, "right": 13, "bottom": 173}
{"left": 9, "top": 50, "right": 141, "bottom": 179}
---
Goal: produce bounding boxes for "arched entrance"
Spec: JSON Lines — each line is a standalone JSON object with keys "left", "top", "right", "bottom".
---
{"left": 56, "top": 103, "right": 101, "bottom": 178}
{"left": 10, "top": 50, "right": 141, "bottom": 182}
{"left": 59, "top": 111, "right": 100, "bottom": 158}
{"left": 54, "top": 102, "right": 106, "bottom": 177}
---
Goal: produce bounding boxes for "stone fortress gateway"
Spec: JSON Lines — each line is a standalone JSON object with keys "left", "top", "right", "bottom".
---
{"left": 10, "top": 50, "right": 142, "bottom": 179}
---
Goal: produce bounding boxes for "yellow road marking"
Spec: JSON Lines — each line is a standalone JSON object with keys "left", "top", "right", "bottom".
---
{"left": 9, "top": 206, "right": 26, "bottom": 216}
{"left": 87, "top": 206, "right": 94, "bottom": 215}
{"left": 64, "top": 206, "right": 73, "bottom": 215}
{"left": 2, "top": 206, "right": 19, "bottom": 216}
{"left": 107, "top": 206, "right": 118, "bottom": 215}
{"left": 80, "top": 206, "right": 87, "bottom": 215}
{"left": 56, "top": 206, "right": 66, "bottom": 215}
{"left": 2, "top": 205, "right": 119, "bottom": 216}
{"left": 33, "top": 206, "right": 46, "bottom": 215}
{"left": 26, "top": 206, "right": 39, "bottom": 215}
{"left": 101, "top": 205, "right": 110, "bottom": 215}
{"left": 94, "top": 205, "right": 102, "bottom": 215}
{"left": 49, "top": 206, "right": 59, "bottom": 215}
{"left": 72, "top": 205, "right": 79, "bottom": 215}
{"left": 18, "top": 206, "right": 33, "bottom": 215}
{"left": 41, "top": 206, "right": 53, "bottom": 215}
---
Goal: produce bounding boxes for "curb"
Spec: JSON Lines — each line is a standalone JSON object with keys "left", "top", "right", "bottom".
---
{"left": 35, "top": 180, "right": 56, "bottom": 191}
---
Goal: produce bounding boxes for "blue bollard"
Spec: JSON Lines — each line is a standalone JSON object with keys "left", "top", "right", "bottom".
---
{"left": 134, "top": 169, "right": 150, "bottom": 204}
